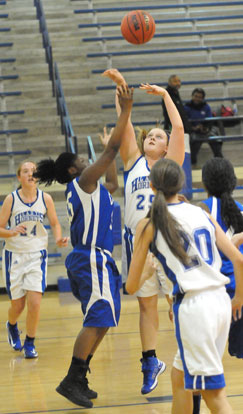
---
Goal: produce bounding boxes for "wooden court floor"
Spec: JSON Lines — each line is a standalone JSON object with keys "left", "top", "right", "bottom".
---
{"left": 0, "top": 290, "right": 242, "bottom": 414}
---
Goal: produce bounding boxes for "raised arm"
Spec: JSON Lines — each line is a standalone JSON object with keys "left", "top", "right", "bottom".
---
{"left": 98, "top": 126, "right": 118, "bottom": 194}
{"left": 102, "top": 69, "right": 140, "bottom": 169}
{"left": 140, "top": 83, "right": 185, "bottom": 166}
{"left": 79, "top": 85, "right": 133, "bottom": 193}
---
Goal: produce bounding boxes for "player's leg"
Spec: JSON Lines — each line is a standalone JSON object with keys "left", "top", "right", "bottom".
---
{"left": 192, "top": 392, "right": 202, "bottom": 414}
{"left": 3, "top": 250, "right": 26, "bottom": 351}
{"left": 26, "top": 291, "right": 42, "bottom": 337}
{"left": 56, "top": 255, "right": 121, "bottom": 408}
{"left": 201, "top": 388, "right": 233, "bottom": 414}
{"left": 56, "top": 326, "right": 108, "bottom": 407}
{"left": 73, "top": 326, "right": 109, "bottom": 360}
{"left": 8, "top": 297, "right": 26, "bottom": 322}
{"left": 171, "top": 366, "right": 193, "bottom": 414}
{"left": 22, "top": 251, "right": 47, "bottom": 358}
{"left": 137, "top": 276, "right": 166, "bottom": 395}
{"left": 23, "top": 290, "right": 42, "bottom": 358}
{"left": 7, "top": 297, "right": 26, "bottom": 351}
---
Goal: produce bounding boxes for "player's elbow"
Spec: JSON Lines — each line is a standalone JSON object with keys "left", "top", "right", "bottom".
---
{"left": 125, "top": 281, "right": 136, "bottom": 295}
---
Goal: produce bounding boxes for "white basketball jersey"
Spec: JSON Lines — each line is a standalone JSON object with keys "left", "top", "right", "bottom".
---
{"left": 4, "top": 189, "right": 48, "bottom": 253}
{"left": 152, "top": 202, "right": 230, "bottom": 295}
{"left": 124, "top": 156, "right": 154, "bottom": 232}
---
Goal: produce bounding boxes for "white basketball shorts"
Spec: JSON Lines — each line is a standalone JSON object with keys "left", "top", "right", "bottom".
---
{"left": 2, "top": 249, "right": 48, "bottom": 300}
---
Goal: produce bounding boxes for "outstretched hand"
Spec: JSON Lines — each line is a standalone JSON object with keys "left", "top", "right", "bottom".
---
{"left": 98, "top": 126, "right": 114, "bottom": 147}
{"left": 117, "top": 84, "right": 134, "bottom": 113}
{"left": 140, "top": 83, "right": 167, "bottom": 98}
{"left": 102, "top": 68, "right": 127, "bottom": 86}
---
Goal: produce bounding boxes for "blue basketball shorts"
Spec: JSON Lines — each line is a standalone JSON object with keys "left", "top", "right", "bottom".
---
{"left": 66, "top": 246, "right": 122, "bottom": 327}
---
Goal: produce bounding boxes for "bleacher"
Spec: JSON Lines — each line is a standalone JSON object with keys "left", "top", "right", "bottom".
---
{"left": 0, "top": 0, "right": 243, "bottom": 289}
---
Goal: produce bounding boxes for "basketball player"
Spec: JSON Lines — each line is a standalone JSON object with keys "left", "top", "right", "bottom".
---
{"left": 102, "top": 68, "right": 184, "bottom": 394}
{"left": 200, "top": 158, "right": 243, "bottom": 358}
{"left": 33, "top": 85, "right": 133, "bottom": 408}
{"left": 0, "top": 160, "right": 68, "bottom": 359}
{"left": 126, "top": 158, "right": 243, "bottom": 414}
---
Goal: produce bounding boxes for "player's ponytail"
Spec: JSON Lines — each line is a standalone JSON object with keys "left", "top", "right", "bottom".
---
{"left": 150, "top": 158, "right": 189, "bottom": 265}
{"left": 34, "top": 152, "right": 78, "bottom": 185}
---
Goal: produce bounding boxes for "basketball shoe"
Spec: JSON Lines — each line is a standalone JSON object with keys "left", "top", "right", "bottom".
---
{"left": 6, "top": 321, "right": 22, "bottom": 351}
{"left": 141, "top": 357, "right": 166, "bottom": 394}
{"left": 56, "top": 375, "right": 93, "bottom": 408}
{"left": 23, "top": 338, "right": 38, "bottom": 359}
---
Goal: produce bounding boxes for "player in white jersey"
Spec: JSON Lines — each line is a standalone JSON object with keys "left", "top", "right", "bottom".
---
{"left": 126, "top": 158, "right": 243, "bottom": 414}
{"left": 103, "top": 68, "right": 184, "bottom": 394}
{"left": 34, "top": 85, "right": 133, "bottom": 408}
{"left": 0, "top": 160, "right": 68, "bottom": 358}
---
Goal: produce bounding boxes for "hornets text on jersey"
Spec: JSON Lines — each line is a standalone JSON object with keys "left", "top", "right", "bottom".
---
{"left": 4, "top": 189, "right": 48, "bottom": 253}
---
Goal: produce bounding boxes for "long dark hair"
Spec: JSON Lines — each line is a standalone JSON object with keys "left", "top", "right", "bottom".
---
{"left": 149, "top": 158, "right": 189, "bottom": 265}
{"left": 202, "top": 157, "right": 243, "bottom": 233}
{"left": 34, "top": 152, "right": 78, "bottom": 185}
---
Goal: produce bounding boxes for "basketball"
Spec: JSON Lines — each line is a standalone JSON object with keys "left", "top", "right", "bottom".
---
{"left": 121, "top": 10, "right": 156, "bottom": 45}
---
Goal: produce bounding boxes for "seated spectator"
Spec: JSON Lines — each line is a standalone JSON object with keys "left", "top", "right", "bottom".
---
{"left": 184, "top": 88, "right": 223, "bottom": 165}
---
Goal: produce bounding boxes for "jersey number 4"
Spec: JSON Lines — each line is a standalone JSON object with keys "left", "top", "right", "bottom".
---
{"left": 20, "top": 224, "right": 37, "bottom": 237}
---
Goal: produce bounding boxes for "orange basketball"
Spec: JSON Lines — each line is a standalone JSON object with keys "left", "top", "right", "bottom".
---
{"left": 121, "top": 10, "right": 156, "bottom": 45}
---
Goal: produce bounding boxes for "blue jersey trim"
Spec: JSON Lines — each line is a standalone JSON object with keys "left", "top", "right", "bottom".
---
{"left": 151, "top": 242, "right": 183, "bottom": 295}
{"left": 42, "top": 190, "right": 47, "bottom": 210}
{"left": 16, "top": 188, "right": 38, "bottom": 207}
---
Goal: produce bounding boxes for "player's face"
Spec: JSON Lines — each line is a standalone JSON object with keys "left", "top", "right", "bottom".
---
{"left": 143, "top": 128, "right": 168, "bottom": 158}
{"left": 17, "top": 162, "right": 37, "bottom": 187}
{"left": 73, "top": 156, "right": 88, "bottom": 175}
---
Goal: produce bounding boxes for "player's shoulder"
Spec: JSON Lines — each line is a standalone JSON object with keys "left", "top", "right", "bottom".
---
{"left": 42, "top": 191, "right": 54, "bottom": 205}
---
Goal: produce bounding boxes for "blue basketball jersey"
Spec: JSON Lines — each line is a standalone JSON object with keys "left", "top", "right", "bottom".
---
{"left": 201, "top": 196, "right": 243, "bottom": 295}
{"left": 151, "top": 202, "right": 229, "bottom": 296}
{"left": 65, "top": 178, "right": 114, "bottom": 253}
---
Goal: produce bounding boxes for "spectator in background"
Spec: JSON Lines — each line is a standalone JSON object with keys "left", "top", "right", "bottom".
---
{"left": 184, "top": 88, "right": 223, "bottom": 165}
{"left": 162, "top": 74, "right": 191, "bottom": 134}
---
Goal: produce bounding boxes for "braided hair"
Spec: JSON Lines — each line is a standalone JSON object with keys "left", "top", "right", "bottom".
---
{"left": 202, "top": 157, "right": 243, "bottom": 233}
{"left": 34, "top": 152, "right": 78, "bottom": 185}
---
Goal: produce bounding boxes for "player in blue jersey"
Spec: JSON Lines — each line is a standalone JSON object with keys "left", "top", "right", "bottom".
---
{"left": 34, "top": 85, "right": 133, "bottom": 408}
{"left": 126, "top": 157, "right": 243, "bottom": 414}
{"left": 200, "top": 157, "right": 243, "bottom": 358}
{"left": 0, "top": 160, "right": 68, "bottom": 358}
{"left": 191, "top": 158, "right": 243, "bottom": 414}
{"left": 103, "top": 68, "right": 185, "bottom": 394}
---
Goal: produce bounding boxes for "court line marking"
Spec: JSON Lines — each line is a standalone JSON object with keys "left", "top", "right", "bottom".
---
{"left": 3, "top": 393, "right": 243, "bottom": 414}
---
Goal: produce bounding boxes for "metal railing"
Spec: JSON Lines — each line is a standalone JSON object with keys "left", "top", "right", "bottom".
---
{"left": 34, "top": 0, "right": 77, "bottom": 154}
{"left": 54, "top": 62, "right": 77, "bottom": 153}
{"left": 34, "top": 0, "right": 54, "bottom": 95}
